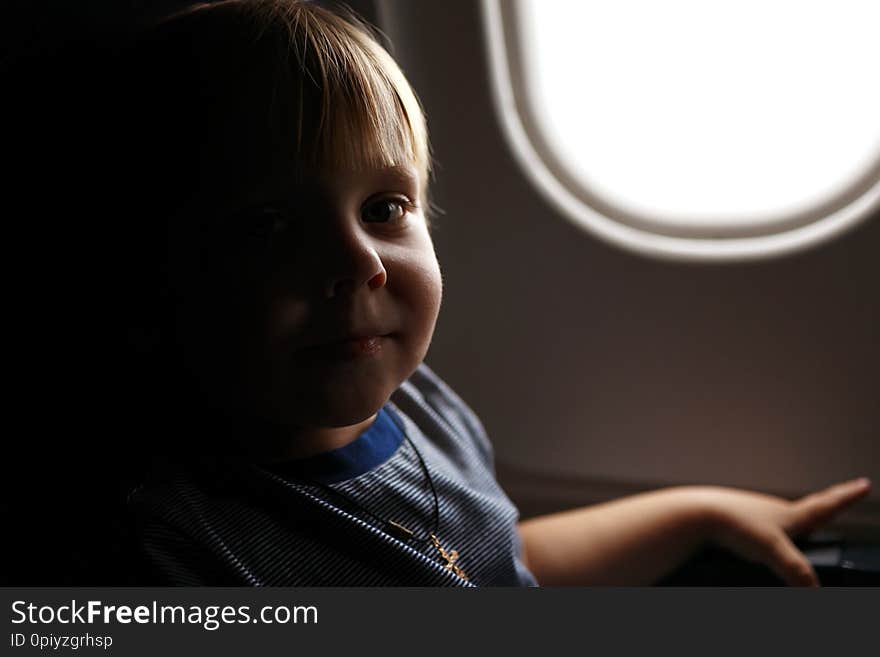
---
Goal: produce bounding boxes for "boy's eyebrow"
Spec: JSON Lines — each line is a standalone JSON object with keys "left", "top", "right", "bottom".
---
{"left": 372, "top": 165, "right": 420, "bottom": 188}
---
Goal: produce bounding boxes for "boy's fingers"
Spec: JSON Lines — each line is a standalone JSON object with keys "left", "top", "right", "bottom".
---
{"left": 761, "top": 531, "right": 820, "bottom": 587}
{"left": 789, "top": 478, "right": 872, "bottom": 535}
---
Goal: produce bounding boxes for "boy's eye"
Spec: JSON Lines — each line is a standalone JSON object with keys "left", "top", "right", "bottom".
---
{"left": 361, "top": 198, "right": 409, "bottom": 224}
{"left": 242, "top": 207, "right": 295, "bottom": 239}
{"left": 215, "top": 206, "right": 297, "bottom": 249}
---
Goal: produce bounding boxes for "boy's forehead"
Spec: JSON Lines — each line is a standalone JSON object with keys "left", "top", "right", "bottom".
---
{"left": 256, "top": 163, "right": 422, "bottom": 199}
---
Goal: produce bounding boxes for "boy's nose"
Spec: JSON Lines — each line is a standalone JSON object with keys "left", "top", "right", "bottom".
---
{"left": 324, "top": 244, "right": 387, "bottom": 299}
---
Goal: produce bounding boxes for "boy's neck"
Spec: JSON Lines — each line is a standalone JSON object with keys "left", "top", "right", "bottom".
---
{"left": 257, "top": 414, "right": 379, "bottom": 463}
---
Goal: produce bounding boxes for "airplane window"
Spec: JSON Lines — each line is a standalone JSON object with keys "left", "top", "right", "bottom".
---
{"left": 483, "top": 0, "right": 880, "bottom": 260}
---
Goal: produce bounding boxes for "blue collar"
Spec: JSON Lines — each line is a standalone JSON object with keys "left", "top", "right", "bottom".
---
{"left": 268, "top": 406, "right": 406, "bottom": 484}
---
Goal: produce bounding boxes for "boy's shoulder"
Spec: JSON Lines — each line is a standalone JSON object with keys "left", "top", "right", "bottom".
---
{"left": 392, "top": 363, "right": 495, "bottom": 473}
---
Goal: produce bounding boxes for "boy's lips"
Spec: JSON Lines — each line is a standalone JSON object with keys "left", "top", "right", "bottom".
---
{"left": 300, "top": 332, "right": 393, "bottom": 361}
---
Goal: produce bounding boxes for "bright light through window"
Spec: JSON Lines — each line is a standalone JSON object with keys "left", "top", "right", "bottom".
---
{"left": 484, "top": 0, "right": 880, "bottom": 258}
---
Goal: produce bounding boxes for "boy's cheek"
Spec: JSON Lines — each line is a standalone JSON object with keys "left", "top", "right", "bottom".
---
{"left": 418, "top": 259, "right": 444, "bottom": 331}
{"left": 261, "top": 298, "right": 310, "bottom": 346}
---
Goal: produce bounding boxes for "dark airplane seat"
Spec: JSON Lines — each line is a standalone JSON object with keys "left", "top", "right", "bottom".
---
{"left": 658, "top": 533, "right": 880, "bottom": 586}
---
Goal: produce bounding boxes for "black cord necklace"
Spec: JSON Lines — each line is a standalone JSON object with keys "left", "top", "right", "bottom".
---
{"left": 291, "top": 432, "right": 468, "bottom": 581}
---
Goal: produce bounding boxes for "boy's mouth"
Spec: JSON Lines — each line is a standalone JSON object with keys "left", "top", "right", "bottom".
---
{"left": 301, "top": 332, "right": 392, "bottom": 361}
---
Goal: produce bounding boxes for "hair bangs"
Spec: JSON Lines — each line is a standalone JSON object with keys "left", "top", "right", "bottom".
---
{"left": 265, "top": 2, "right": 430, "bottom": 188}
{"left": 136, "top": 1, "right": 432, "bottom": 210}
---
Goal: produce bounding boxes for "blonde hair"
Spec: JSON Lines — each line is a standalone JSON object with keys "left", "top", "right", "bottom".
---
{"left": 142, "top": 0, "right": 431, "bottom": 206}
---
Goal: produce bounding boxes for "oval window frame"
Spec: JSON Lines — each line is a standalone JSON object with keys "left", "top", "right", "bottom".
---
{"left": 481, "top": 0, "right": 880, "bottom": 262}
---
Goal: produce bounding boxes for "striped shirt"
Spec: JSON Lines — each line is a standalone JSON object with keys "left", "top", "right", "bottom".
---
{"left": 130, "top": 364, "right": 538, "bottom": 586}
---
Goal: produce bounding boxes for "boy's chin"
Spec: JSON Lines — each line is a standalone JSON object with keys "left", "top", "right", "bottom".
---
{"left": 267, "top": 377, "right": 399, "bottom": 430}
{"left": 269, "top": 350, "right": 417, "bottom": 428}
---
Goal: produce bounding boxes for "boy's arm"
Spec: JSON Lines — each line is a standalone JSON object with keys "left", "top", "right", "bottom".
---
{"left": 518, "top": 478, "right": 871, "bottom": 586}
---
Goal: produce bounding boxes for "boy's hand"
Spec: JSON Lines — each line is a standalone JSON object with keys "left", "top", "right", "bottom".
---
{"left": 699, "top": 478, "right": 872, "bottom": 586}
